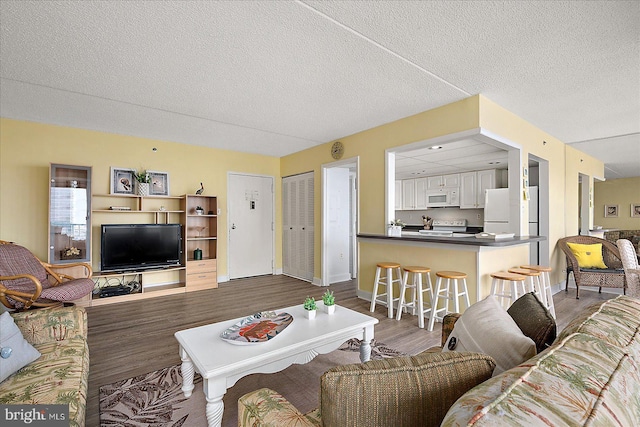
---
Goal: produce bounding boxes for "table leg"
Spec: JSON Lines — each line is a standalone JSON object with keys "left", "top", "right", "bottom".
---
{"left": 360, "top": 324, "right": 375, "bottom": 362}
{"left": 179, "top": 347, "right": 195, "bottom": 398}
{"left": 205, "top": 394, "right": 224, "bottom": 427}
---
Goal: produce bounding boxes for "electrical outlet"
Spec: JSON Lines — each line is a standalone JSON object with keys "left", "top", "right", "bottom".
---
{"left": 476, "top": 214, "right": 481, "bottom": 219}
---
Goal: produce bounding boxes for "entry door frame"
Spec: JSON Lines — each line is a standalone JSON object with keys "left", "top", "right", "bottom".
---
{"left": 321, "top": 156, "right": 360, "bottom": 286}
{"left": 227, "top": 172, "right": 276, "bottom": 280}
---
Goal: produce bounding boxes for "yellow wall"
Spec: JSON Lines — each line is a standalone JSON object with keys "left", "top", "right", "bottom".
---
{"left": 281, "top": 96, "right": 480, "bottom": 278}
{"left": 283, "top": 95, "right": 605, "bottom": 286}
{"left": 594, "top": 177, "right": 640, "bottom": 229}
{"left": 0, "top": 118, "right": 282, "bottom": 277}
{"left": 1, "top": 94, "right": 607, "bottom": 287}
{"left": 477, "top": 96, "right": 604, "bottom": 282}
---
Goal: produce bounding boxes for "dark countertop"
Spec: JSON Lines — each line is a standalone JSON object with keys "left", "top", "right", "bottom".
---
{"left": 358, "top": 233, "right": 546, "bottom": 247}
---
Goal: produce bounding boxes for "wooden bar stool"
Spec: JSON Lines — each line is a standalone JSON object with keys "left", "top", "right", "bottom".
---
{"left": 370, "top": 262, "right": 403, "bottom": 318}
{"left": 520, "top": 265, "right": 555, "bottom": 318}
{"left": 490, "top": 271, "right": 527, "bottom": 309}
{"left": 427, "top": 271, "right": 470, "bottom": 331}
{"left": 396, "top": 266, "right": 433, "bottom": 328}
{"left": 508, "top": 267, "right": 543, "bottom": 301}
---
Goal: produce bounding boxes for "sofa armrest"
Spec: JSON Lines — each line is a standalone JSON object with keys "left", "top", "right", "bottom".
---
{"left": 441, "top": 313, "right": 461, "bottom": 347}
{"left": 238, "top": 388, "right": 321, "bottom": 427}
{"left": 11, "top": 305, "right": 87, "bottom": 345}
{"left": 320, "top": 351, "right": 495, "bottom": 427}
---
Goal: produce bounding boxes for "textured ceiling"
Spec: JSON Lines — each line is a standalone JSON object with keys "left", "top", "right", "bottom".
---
{"left": 1, "top": 1, "right": 638, "bottom": 179}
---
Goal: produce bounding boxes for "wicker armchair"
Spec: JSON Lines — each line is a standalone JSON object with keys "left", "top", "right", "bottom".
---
{"left": 617, "top": 239, "right": 640, "bottom": 298}
{"left": 558, "top": 236, "right": 625, "bottom": 299}
{"left": 0, "top": 240, "right": 94, "bottom": 310}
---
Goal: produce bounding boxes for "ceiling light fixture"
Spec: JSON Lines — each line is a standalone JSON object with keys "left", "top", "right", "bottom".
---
{"left": 429, "top": 145, "right": 443, "bottom": 150}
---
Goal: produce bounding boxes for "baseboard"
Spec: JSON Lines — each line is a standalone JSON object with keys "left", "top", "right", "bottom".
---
{"left": 274, "top": 268, "right": 283, "bottom": 275}
{"left": 312, "top": 277, "right": 326, "bottom": 287}
{"left": 329, "top": 273, "right": 352, "bottom": 284}
{"left": 217, "top": 275, "right": 229, "bottom": 283}
{"left": 357, "top": 289, "right": 373, "bottom": 302}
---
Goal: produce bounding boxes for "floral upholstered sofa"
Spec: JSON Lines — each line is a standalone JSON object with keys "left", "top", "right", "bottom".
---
{"left": 0, "top": 305, "right": 89, "bottom": 427}
{"left": 441, "top": 295, "right": 640, "bottom": 425}
{"left": 238, "top": 295, "right": 640, "bottom": 426}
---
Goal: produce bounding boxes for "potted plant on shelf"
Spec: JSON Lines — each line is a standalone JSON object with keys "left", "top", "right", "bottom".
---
{"left": 195, "top": 206, "right": 205, "bottom": 215}
{"left": 388, "top": 219, "right": 405, "bottom": 237}
{"left": 322, "top": 289, "right": 336, "bottom": 314}
{"left": 134, "top": 170, "right": 151, "bottom": 196}
{"left": 303, "top": 296, "right": 317, "bottom": 319}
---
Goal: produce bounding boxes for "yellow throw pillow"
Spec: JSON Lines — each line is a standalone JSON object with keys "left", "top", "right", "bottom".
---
{"left": 566, "top": 242, "right": 608, "bottom": 269}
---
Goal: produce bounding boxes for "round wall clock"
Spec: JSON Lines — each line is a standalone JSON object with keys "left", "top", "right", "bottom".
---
{"left": 331, "top": 141, "right": 344, "bottom": 160}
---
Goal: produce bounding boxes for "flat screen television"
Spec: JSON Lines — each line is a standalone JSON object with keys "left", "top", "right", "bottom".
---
{"left": 101, "top": 224, "right": 182, "bottom": 273}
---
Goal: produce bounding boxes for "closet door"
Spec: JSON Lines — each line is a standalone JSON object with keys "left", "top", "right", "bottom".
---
{"left": 282, "top": 172, "right": 314, "bottom": 281}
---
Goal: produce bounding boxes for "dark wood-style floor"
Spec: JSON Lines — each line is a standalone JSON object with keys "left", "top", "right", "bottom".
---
{"left": 85, "top": 275, "right": 615, "bottom": 426}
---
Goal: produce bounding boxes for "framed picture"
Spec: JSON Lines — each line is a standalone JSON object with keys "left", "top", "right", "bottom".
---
{"left": 148, "top": 170, "right": 169, "bottom": 196}
{"left": 604, "top": 204, "right": 619, "bottom": 218}
{"left": 632, "top": 204, "right": 640, "bottom": 218}
{"left": 110, "top": 167, "right": 135, "bottom": 195}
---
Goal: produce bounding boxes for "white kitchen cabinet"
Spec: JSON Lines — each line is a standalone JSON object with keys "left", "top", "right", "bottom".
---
{"left": 427, "top": 173, "right": 460, "bottom": 190}
{"left": 401, "top": 178, "right": 428, "bottom": 210}
{"left": 459, "top": 169, "right": 501, "bottom": 209}
{"left": 459, "top": 172, "right": 477, "bottom": 209}
{"left": 395, "top": 180, "right": 402, "bottom": 210}
{"left": 414, "top": 178, "right": 428, "bottom": 209}
{"left": 402, "top": 179, "right": 416, "bottom": 209}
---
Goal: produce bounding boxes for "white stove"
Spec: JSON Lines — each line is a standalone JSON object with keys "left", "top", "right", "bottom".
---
{"left": 419, "top": 219, "right": 474, "bottom": 237}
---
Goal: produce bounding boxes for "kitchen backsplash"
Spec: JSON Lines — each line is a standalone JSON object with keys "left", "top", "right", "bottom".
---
{"left": 395, "top": 207, "right": 484, "bottom": 227}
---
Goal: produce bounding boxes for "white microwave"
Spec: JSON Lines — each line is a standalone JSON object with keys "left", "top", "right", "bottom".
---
{"left": 426, "top": 189, "right": 459, "bottom": 207}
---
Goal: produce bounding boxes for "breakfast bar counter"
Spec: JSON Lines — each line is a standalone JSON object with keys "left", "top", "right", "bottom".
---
{"left": 357, "top": 233, "right": 546, "bottom": 311}
{"left": 358, "top": 233, "right": 544, "bottom": 246}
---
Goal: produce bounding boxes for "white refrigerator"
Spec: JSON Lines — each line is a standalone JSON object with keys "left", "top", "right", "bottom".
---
{"left": 484, "top": 187, "right": 539, "bottom": 264}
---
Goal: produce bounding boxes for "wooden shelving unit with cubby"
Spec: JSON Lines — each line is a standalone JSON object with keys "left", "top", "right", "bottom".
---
{"left": 88, "top": 267, "right": 187, "bottom": 307}
{"left": 86, "top": 193, "right": 188, "bottom": 306}
{"left": 92, "top": 194, "right": 184, "bottom": 224}
{"left": 183, "top": 195, "right": 218, "bottom": 290}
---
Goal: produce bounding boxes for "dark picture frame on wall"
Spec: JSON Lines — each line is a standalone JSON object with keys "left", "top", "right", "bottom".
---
{"left": 604, "top": 204, "right": 618, "bottom": 218}
{"left": 110, "top": 167, "right": 135, "bottom": 195}
{"left": 148, "top": 170, "right": 169, "bottom": 196}
{"left": 631, "top": 204, "right": 640, "bottom": 218}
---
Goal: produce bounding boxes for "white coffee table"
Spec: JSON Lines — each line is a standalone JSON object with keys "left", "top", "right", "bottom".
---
{"left": 174, "top": 304, "right": 378, "bottom": 427}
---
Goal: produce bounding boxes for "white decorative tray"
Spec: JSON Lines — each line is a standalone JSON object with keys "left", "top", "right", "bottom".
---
{"left": 475, "top": 232, "right": 515, "bottom": 240}
{"left": 220, "top": 311, "right": 293, "bottom": 345}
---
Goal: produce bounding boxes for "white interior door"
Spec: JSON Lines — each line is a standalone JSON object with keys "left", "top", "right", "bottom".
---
{"left": 228, "top": 174, "right": 274, "bottom": 279}
{"left": 326, "top": 168, "right": 351, "bottom": 283}
{"left": 282, "top": 172, "right": 314, "bottom": 282}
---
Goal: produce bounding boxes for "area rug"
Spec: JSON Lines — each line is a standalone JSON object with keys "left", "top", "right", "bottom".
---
{"left": 99, "top": 339, "right": 406, "bottom": 427}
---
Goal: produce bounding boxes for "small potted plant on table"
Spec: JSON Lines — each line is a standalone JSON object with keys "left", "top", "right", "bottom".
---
{"left": 303, "top": 296, "right": 317, "bottom": 319}
{"left": 322, "top": 289, "right": 336, "bottom": 314}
